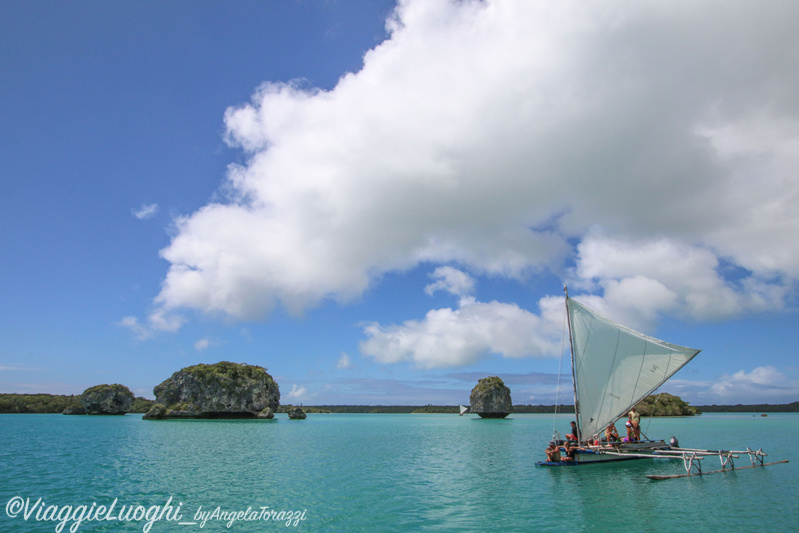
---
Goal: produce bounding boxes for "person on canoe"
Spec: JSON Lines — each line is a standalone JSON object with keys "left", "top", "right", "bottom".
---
{"left": 605, "top": 422, "right": 620, "bottom": 442}
{"left": 545, "top": 441, "right": 561, "bottom": 462}
{"left": 562, "top": 440, "right": 583, "bottom": 462}
{"left": 567, "top": 420, "right": 578, "bottom": 442}
{"left": 628, "top": 406, "right": 641, "bottom": 441}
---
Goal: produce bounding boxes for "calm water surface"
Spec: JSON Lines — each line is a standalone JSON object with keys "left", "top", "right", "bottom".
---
{"left": 1, "top": 413, "right": 796, "bottom": 532}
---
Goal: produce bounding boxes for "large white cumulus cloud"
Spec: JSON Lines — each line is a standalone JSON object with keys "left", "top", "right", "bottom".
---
{"left": 360, "top": 268, "right": 565, "bottom": 368}
{"left": 149, "top": 0, "right": 799, "bottom": 338}
{"left": 360, "top": 299, "right": 561, "bottom": 369}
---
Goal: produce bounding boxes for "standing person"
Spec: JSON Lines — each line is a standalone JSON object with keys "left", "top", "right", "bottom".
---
{"left": 628, "top": 406, "right": 641, "bottom": 441}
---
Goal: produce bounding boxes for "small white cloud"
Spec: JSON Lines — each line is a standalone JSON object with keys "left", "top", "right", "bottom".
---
{"left": 710, "top": 366, "right": 786, "bottom": 397}
{"left": 573, "top": 234, "right": 786, "bottom": 325}
{"left": 669, "top": 366, "right": 799, "bottom": 404}
{"left": 424, "top": 266, "right": 476, "bottom": 298}
{"left": 337, "top": 352, "right": 352, "bottom": 369}
{"left": 287, "top": 384, "right": 310, "bottom": 402}
{"left": 118, "top": 316, "right": 151, "bottom": 340}
{"left": 118, "top": 309, "right": 185, "bottom": 340}
{"left": 194, "top": 338, "right": 210, "bottom": 351}
{"left": 133, "top": 203, "right": 159, "bottom": 220}
{"left": 147, "top": 309, "right": 185, "bottom": 333}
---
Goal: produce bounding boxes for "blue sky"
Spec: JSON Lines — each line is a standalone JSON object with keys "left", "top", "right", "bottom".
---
{"left": 2, "top": 0, "right": 798, "bottom": 406}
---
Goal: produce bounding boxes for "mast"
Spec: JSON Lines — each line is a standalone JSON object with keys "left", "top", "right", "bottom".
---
{"left": 564, "top": 284, "right": 581, "bottom": 443}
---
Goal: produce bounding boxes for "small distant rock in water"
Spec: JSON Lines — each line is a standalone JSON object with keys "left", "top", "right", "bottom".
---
{"left": 142, "top": 403, "right": 168, "bottom": 420}
{"left": 470, "top": 376, "right": 512, "bottom": 419}
{"left": 81, "top": 384, "right": 134, "bottom": 415}
{"left": 257, "top": 407, "right": 275, "bottom": 419}
{"left": 143, "top": 361, "right": 280, "bottom": 420}
{"left": 287, "top": 406, "right": 307, "bottom": 420}
{"left": 62, "top": 404, "right": 87, "bottom": 415}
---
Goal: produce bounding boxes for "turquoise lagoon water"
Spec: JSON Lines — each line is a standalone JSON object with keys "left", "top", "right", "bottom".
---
{"left": 1, "top": 412, "right": 796, "bottom": 532}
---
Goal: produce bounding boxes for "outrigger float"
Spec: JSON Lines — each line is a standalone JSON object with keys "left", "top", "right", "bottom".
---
{"left": 535, "top": 286, "right": 788, "bottom": 479}
{"left": 538, "top": 441, "right": 789, "bottom": 480}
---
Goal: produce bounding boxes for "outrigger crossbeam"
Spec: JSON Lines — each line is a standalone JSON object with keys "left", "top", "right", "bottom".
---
{"left": 584, "top": 444, "right": 787, "bottom": 479}
{"left": 638, "top": 446, "right": 788, "bottom": 480}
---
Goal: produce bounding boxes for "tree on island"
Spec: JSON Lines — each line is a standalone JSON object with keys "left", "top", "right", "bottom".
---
{"left": 635, "top": 393, "right": 700, "bottom": 416}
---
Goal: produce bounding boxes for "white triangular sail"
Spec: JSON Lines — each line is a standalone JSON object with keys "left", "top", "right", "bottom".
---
{"left": 459, "top": 405, "right": 469, "bottom": 416}
{"left": 567, "top": 297, "right": 701, "bottom": 441}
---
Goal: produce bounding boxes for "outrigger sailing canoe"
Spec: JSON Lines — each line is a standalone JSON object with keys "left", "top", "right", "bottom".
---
{"left": 535, "top": 287, "right": 788, "bottom": 478}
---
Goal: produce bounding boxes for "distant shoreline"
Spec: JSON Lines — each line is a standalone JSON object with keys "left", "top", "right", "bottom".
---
{"left": 280, "top": 402, "right": 799, "bottom": 414}
{"left": 2, "top": 394, "right": 797, "bottom": 414}
{"left": 693, "top": 402, "right": 799, "bottom": 413}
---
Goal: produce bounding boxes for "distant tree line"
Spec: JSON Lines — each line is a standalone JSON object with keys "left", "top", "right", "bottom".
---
{"left": 3, "top": 394, "right": 797, "bottom": 415}
{"left": 276, "top": 404, "right": 577, "bottom": 414}
{"left": 513, "top": 404, "right": 576, "bottom": 413}
{"left": 411, "top": 405, "right": 459, "bottom": 414}
{"left": 274, "top": 399, "right": 799, "bottom": 415}
{"left": 0, "top": 394, "right": 81, "bottom": 413}
{"left": 695, "top": 401, "right": 799, "bottom": 413}
{"left": 0, "top": 394, "right": 154, "bottom": 414}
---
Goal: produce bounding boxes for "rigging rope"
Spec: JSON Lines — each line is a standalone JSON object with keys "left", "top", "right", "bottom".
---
{"left": 552, "top": 300, "right": 568, "bottom": 439}
{"left": 644, "top": 391, "right": 661, "bottom": 436}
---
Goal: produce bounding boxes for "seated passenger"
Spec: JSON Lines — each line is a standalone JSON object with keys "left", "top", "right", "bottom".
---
{"left": 605, "top": 422, "right": 620, "bottom": 442}
{"left": 562, "top": 441, "right": 583, "bottom": 462}
{"left": 545, "top": 441, "right": 561, "bottom": 462}
{"left": 625, "top": 421, "right": 636, "bottom": 442}
{"left": 566, "top": 421, "right": 579, "bottom": 441}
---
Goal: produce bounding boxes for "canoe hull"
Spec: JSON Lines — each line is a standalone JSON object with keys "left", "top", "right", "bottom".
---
{"left": 536, "top": 441, "right": 669, "bottom": 466}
